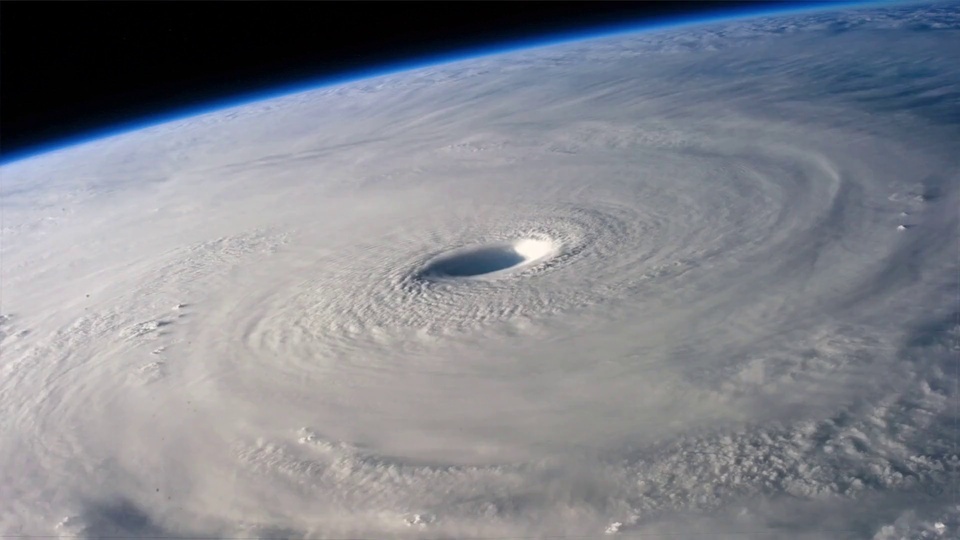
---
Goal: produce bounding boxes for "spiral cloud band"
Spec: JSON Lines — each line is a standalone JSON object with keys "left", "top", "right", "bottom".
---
{"left": 2, "top": 3, "right": 959, "bottom": 538}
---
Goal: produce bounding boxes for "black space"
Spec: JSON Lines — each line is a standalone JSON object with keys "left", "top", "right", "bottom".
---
{"left": 2, "top": 1, "right": 794, "bottom": 159}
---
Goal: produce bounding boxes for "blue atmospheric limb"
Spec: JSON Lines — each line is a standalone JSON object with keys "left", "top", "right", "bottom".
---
{"left": 0, "top": 0, "right": 881, "bottom": 166}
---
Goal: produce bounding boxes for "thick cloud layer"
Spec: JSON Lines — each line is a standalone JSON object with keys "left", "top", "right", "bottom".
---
{"left": 2, "top": 3, "right": 958, "bottom": 538}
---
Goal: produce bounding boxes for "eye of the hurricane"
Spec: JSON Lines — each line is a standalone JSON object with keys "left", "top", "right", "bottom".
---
{"left": 422, "top": 238, "right": 557, "bottom": 279}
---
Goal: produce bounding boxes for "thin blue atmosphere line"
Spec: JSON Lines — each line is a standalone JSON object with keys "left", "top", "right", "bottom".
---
{"left": 0, "top": 0, "right": 884, "bottom": 166}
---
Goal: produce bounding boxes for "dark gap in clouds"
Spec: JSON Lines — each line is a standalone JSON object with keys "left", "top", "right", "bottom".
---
{"left": 75, "top": 497, "right": 170, "bottom": 538}
{"left": 72, "top": 496, "right": 310, "bottom": 539}
{"left": 905, "top": 310, "right": 960, "bottom": 350}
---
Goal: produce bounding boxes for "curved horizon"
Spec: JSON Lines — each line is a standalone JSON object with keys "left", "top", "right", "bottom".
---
{"left": 0, "top": 0, "right": 879, "bottom": 166}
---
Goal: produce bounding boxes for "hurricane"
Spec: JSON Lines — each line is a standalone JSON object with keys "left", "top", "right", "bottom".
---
{"left": 2, "top": 2, "right": 959, "bottom": 539}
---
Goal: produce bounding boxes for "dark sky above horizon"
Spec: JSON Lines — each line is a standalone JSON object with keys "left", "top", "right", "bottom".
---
{"left": 2, "top": 1, "right": 817, "bottom": 159}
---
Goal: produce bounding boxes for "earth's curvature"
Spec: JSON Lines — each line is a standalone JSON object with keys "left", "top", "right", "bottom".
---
{"left": 1, "top": 2, "right": 959, "bottom": 539}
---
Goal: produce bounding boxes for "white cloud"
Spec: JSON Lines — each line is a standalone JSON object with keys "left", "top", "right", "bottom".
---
{"left": 2, "top": 2, "right": 958, "bottom": 536}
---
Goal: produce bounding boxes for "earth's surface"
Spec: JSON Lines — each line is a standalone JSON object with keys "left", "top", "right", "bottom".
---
{"left": 2, "top": 2, "right": 959, "bottom": 538}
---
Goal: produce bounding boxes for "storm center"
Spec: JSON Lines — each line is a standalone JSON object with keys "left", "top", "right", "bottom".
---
{"left": 423, "top": 238, "right": 556, "bottom": 279}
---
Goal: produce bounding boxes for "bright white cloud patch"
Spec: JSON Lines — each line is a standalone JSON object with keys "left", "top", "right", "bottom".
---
{"left": 2, "top": 2, "right": 959, "bottom": 538}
